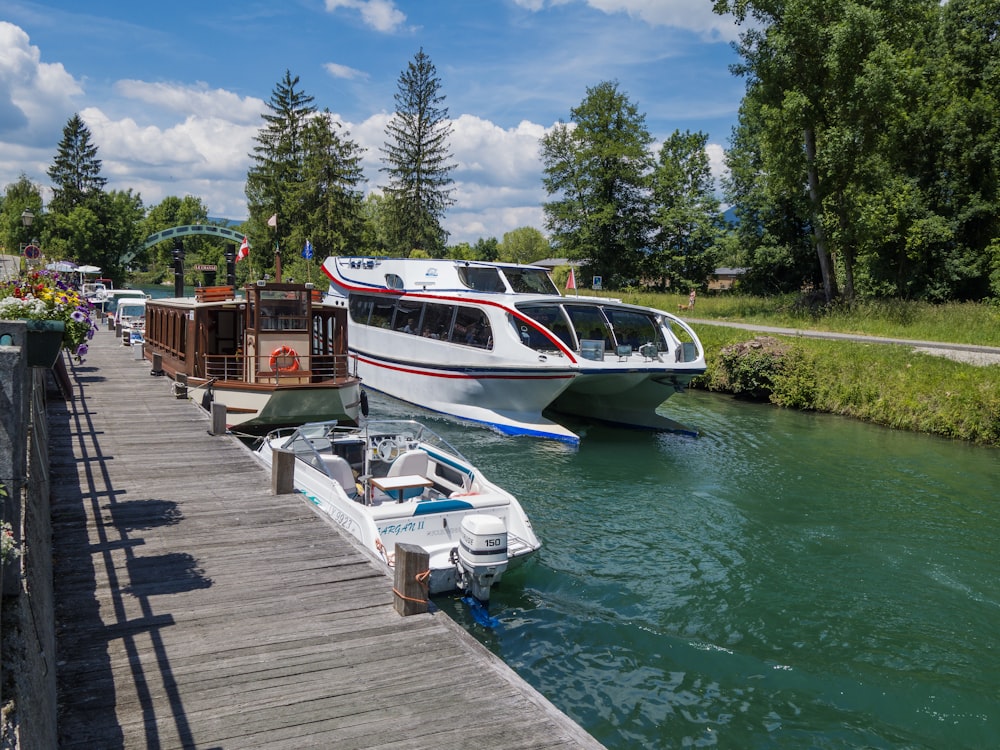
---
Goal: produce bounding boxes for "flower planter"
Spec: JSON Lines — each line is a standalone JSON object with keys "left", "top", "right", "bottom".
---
{"left": 23, "top": 319, "right": 65, "bottom": 368}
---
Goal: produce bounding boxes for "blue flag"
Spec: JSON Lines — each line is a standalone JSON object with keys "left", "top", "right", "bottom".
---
{"left": 302, "top": 239, "right": 313, "bottom": 260}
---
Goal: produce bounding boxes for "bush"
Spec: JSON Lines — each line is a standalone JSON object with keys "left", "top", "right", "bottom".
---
{"left": 708, "top": 336, "right": 816, "bottom": 408}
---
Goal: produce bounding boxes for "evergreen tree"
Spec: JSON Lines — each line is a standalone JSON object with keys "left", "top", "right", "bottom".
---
{"left": 540, "top": 81, "right": 654, "bottom": 289}
{"left": 47, "top": 114, "right": 107, "bottom": 215}
{"left": 380, "top": 49, "right": 456, "bottom": 256}
{"left": 296, "top": 111, "right": 367, "bottom": 260}
{"left": 246, "top": 71, "right": 316, "bottom": 272}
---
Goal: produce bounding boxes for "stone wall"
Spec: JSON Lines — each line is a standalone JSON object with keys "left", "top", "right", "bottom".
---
{"left": 1, "top": 320, "right": 58, "bottom": 748}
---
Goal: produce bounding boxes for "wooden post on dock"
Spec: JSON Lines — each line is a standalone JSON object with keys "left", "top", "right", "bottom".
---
{"left": 209, "top": 402, "right": 227, "bottom": 436}
{"left": 393, "top": 543, "right": 429, "bottom": 616}
{"left": 173, "top": 373, "right": 187, "bottom": 399}
{"left": 150, "top": 352, "right": 163, "bottom": 376}
{"left": 271, "top": 448, "right": 295, "bottom": 495}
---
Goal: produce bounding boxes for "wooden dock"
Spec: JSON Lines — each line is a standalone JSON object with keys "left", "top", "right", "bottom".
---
{"left": 51, "top": 330, "right": 603, "bottom": 749}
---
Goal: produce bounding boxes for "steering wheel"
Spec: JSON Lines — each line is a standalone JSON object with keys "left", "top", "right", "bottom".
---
{"left": 377, "top": 438, "right": 400, "bottom": 462}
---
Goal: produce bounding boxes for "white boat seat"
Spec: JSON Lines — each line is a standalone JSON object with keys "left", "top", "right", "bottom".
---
{"left": 320, "top": 454, "right": 358, "bottom": 498}
{"left": 387, "top": 449, "right": 430, "bottom": 499}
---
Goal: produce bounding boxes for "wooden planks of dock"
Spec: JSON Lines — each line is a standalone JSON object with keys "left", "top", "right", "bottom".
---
{"left": 51, "top": 330, "right": 604, "bottom": 749}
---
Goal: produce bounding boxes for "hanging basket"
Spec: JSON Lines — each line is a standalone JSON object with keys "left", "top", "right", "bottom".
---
{"left": 23, "top": 319, "right": 65, "bottom": 368}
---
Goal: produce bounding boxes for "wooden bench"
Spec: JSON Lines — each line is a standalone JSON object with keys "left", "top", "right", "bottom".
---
{"left": 195, "top": 285, "right": 236, "bottom": 302}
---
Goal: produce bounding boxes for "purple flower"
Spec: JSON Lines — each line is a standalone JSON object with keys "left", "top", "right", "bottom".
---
{"left": 71, "top": 309, "right": 88, "bottom": 323}
{"left": 75, "top": 344, "right": 88, "bottom": 357}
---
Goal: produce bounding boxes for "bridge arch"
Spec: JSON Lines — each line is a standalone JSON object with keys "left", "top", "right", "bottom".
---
{"left": 124, "top": 224, "right": 246, "bottom": 265}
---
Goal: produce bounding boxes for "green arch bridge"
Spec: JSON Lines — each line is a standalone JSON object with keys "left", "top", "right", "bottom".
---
{"left": 125, "top": 224, "right": 246, "bottom": 265}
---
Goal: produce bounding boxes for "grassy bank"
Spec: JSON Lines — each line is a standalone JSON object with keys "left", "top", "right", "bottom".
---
{"left": 691, "top": 325, "right": 1000, "bottom": 446}
{"left": 610, "top": 290, "right": 1000, "bottom": 347}
{"left": 591, "top": 290, "right": 1000, "bottom": 447}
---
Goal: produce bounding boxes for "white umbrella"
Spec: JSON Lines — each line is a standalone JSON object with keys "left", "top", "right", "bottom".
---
{"left": 46, "top": 261, "right": 78, "bottom": 273}
{"left": 77, "top": 264, "right": 102, "bottom": 275}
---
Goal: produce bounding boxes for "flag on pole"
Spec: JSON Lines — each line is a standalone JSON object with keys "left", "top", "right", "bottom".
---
{"left": 267, "top": 213, "right": 277, "bottom": 228}
{"left": 566, "top": 267, "right": 576, "bottom": 291}
{"left": 236, "top": 236, "right": 249, "bottom": 262}
{"left": 302, "top": 239, "right": 313, "bottom": 260}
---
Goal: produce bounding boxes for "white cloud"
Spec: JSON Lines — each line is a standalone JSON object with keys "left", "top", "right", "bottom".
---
{"left": 706, "top": 142, "right": 729, "bottom": 190}
{"left": 323, "top": 62, "right": 369, "bottom": 81}
{"left": 511, "top": 0, "right": 739, "bottom": 41}
{"left": 0, "top": 21, "right": 83, "bottom": 145}
{"left": 324, "top": 0, "right": 407, "bottom": 33}
{"left": 113, "top": 80, "right": 263, "bottom": 124}
{"left": 79, "top": 105, "right": 258, "bottom": 216}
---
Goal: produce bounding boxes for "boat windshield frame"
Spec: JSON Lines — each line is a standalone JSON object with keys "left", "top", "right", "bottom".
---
{"left": 456, "top": 264, "right": 561, "bottom": 295}
{"left": 275, "top": 419, "right": 469, "bottom": 472}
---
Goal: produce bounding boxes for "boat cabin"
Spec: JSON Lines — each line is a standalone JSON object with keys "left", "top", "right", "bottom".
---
{"left": 143, "top": 283, "right": 350, "bottom": 386}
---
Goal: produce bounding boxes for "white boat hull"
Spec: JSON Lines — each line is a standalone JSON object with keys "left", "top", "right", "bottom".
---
{"left": 253, "top": 420, "right": 541, "bottom": 597}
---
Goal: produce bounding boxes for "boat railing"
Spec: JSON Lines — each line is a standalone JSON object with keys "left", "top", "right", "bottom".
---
{"left": 202, "top": 353, "right": 352, "bottom": 382}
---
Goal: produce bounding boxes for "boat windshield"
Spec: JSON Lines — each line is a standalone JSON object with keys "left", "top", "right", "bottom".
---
{"left": 515, "top": 302, "right": 666, "bottom": 355}
{"left": 457, "top": 266, "right": 506, "bottom": 292}
{"left": 601, "top": 307, "right": 668, "bottom": 352}
{"left": 515, "top": 304, "right": 577, "bottom": 350}
{"left": 277, "top": 419, "right": 468, "bottom": 472}
{"left": 501, "top": 267, "right": 561, "bottom": 295}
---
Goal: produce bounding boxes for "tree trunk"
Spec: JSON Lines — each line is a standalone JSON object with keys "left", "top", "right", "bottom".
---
{"left": 804, "top": 127, "right": 837, "bottom": 302}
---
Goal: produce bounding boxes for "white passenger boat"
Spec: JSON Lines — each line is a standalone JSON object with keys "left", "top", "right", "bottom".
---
{"left": 253, "top": 419, "right": 541, "bottom": 601}
{"left": 321, "top": 256, "right": 707, "bottom": 443}
{"left": 143, "top": 281, "right": 364, "bottom": 434}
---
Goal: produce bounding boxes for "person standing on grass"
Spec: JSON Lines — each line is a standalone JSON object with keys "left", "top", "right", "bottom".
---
{"left": 688, "top": 289, "right": 696, "bottom": 309}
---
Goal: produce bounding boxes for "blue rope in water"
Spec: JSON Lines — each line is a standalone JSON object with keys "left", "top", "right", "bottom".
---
{"left": 461, "top": 595, "right": 500, "bottom": 628}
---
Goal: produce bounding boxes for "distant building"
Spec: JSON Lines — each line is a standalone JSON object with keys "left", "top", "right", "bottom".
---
{"left": 708, "top": 267, "right": 746, "bottom": 292}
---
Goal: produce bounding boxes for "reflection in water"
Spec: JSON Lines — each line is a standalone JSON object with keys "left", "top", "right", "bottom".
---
{"left": 369, "top": 390, "right": 1000, "bottom": 749}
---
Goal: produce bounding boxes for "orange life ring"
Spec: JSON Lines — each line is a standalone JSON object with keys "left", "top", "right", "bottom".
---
{"left": 269, "top": 345, "right": 300, "bottom": 372}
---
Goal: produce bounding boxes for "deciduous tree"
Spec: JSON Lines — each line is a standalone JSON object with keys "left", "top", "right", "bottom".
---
{"left": 649, "top": 130, "right": 725, "bottom": 291}
{"left": 540, "top": 81, "right": 653, "bottom": 289}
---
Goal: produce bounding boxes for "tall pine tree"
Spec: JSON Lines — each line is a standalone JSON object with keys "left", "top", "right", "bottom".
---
{"left": 246, "top": 70, "right": 316, "bottom": 270}
{"left": 380, "top": 49, "right": 455, "bottom": 257}
{"left": 47, "top": 113, "right": 107, "bottom": 215}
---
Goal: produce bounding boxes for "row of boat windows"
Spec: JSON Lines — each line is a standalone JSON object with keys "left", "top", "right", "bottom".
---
{"left": 349, "top": 293, "right": 670, "bottom": 355}
{"left": 349, "top": 296, "right": 494, "bottom": 349}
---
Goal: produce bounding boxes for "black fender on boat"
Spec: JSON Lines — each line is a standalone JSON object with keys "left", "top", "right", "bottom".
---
{"left": 360, "top": 389, "right": 370, "bottom": 417}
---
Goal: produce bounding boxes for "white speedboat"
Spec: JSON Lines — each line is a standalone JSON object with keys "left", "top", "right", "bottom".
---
{"left": 253, "top": 419, "right": 541, "bottom": 601}
{"left": 321, "top": 256, "right": 707, "bottom": 443}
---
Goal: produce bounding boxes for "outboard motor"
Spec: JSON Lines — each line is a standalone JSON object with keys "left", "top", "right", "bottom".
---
{"left": 457, "top": 514, "right": 508, "bottom": 602}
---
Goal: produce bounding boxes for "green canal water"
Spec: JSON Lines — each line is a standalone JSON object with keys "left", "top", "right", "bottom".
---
{"left": 368, "top": 390, "right": 1000, "bottom": 749}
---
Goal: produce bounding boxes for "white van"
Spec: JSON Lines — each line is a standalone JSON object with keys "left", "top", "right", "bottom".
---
{"left": 114, "top": 298, "right": 146, "bottom": 345}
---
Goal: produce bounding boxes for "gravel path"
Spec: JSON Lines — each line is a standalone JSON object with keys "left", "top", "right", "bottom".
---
{"left": 686, "top": 318, "right": 1000, "bottom": 368}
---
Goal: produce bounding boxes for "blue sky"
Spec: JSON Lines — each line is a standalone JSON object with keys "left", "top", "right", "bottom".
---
{"left": 1, "top": 0, "right": 745, "bottom": 244}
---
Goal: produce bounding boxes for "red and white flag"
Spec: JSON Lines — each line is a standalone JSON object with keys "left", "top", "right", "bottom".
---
{"left": 237, "top": 236, "right": 249, "bottom": 262}
{"left": 566, "top": 267, "right": 576, "bottom": 290}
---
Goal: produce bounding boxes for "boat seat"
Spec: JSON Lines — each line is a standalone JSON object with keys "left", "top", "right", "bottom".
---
{"left": 320, "top": 454, "right": 358, "bottom": 499}
{"left": 387, "top": 449, "right": 430, "bottom": 500}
